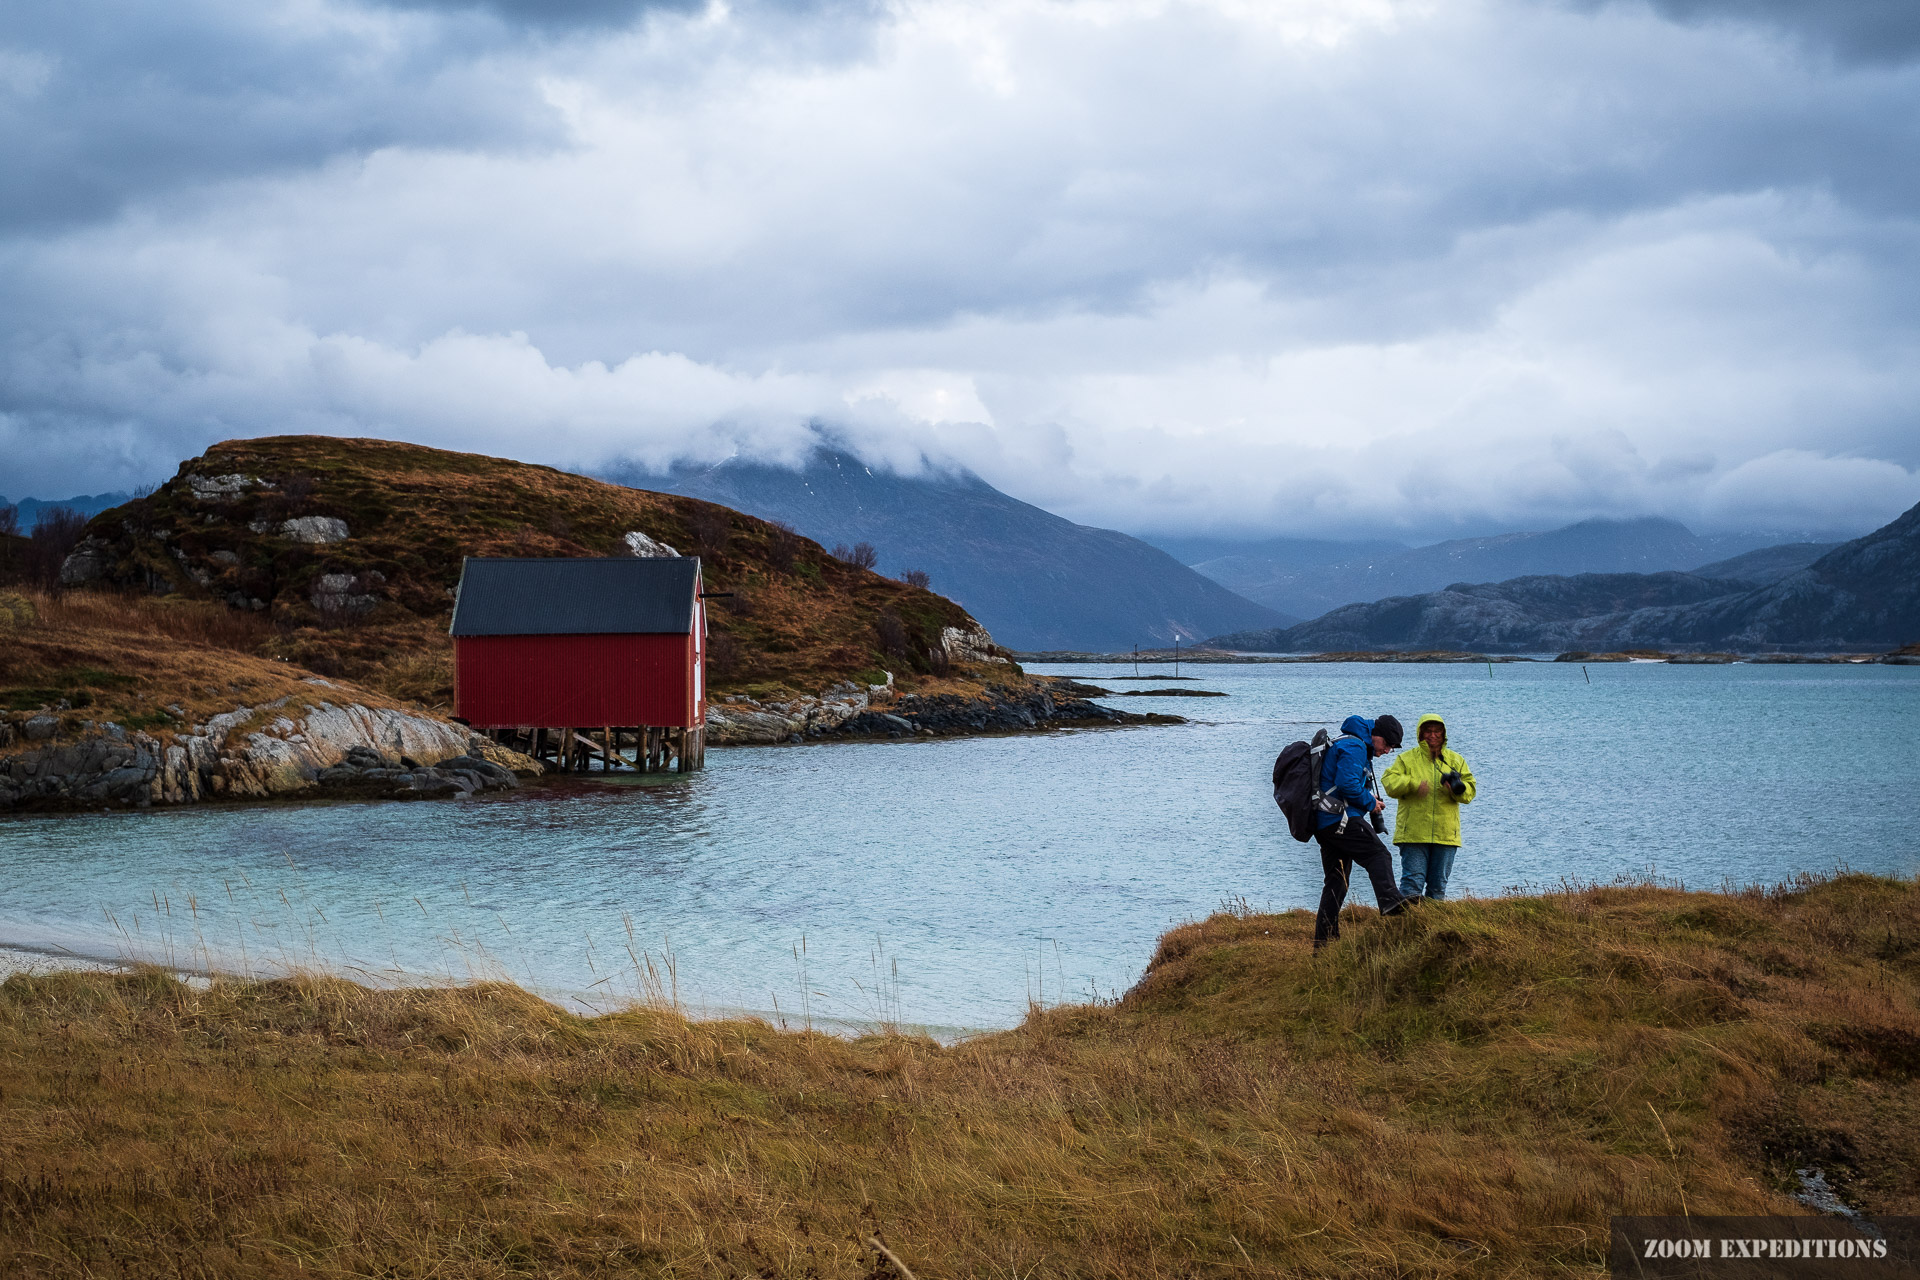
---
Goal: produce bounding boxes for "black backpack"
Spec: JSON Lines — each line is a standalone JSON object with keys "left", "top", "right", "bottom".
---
{"left": 1272, "top": 729, "right": 1371, "bottom": 841}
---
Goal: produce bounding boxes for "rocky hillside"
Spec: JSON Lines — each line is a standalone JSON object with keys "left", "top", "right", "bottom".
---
{"left": 1212, "top": 499, "right": 1920, "bottom": 654}
{"left": 54, "top": 436, "right": 1003, "bottom": 705}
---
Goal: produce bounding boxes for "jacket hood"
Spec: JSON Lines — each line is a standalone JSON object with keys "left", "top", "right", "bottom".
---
{"left": 1416, "top": 712, "right": 1447, "bottom": 747}
{"left": 1340, "top": 714, "right": 1374, "bottom": 740}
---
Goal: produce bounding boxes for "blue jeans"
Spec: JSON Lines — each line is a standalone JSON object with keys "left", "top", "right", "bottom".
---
{"left": 1398, "top": 843, "right": 1458, "bottom": 900}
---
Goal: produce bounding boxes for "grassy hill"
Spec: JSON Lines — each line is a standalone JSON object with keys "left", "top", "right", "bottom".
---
{"left": 53, "top": 436, "right": 999, "bottom": 708}
{"left": 1, "top": 873, "right": 1913, "bottom": 1276}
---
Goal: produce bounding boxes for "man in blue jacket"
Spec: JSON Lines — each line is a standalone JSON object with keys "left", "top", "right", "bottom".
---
{"left": 1314, "top": 714, "right": 1411, "bottom": 949}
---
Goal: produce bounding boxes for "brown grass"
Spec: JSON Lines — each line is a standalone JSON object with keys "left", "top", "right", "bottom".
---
{"left": 0, "top": 587, "right": 430, "bottom": 745}
{"left": 3, "top": 873, "right": 1915, "bottom": 1277}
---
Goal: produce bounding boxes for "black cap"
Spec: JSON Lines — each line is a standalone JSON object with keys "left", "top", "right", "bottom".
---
{"left": 1373, "top": 714, "right": 1404, "bottom": 748}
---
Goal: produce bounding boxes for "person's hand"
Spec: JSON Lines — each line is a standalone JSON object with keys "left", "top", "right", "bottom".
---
{"left": 1374, "top": 798, "right": 1385, "bottom": 815}
{"left": 1416, "top": 780, "right": 1431, "bottom": 797}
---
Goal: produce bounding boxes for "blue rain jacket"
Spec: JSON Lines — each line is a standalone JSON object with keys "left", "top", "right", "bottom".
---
{"left": 1316, "top": 714, "right": 1380, "bottom": 830}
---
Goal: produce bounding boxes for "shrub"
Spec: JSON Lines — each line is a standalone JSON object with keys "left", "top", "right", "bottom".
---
{"left": 767, "top": 521, "right": 802, "bottom": 573}
{"left": 706, "top": 630, "right": 740, "bottom": 681}
{"left": 0, "top": 591, "right": 36, "bottom": 630}
{"left": 25, "top": 506, "right": 88, "bottom": 589}
{"left": 901, "top": 568, "right": 931, "bottom": 590}
{"left": 874, "top": 608, "right": 909, "bottom": 660}
{"left": 833, "top": 541, "right": 878, "bottom": 570}
{"left": 688, "top": 507, "right": 732, "bottom": 559}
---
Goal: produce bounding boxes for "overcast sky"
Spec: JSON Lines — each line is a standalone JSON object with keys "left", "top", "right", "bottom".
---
{"left": 2, "top": 0, "right": 1917, "bottom": 538}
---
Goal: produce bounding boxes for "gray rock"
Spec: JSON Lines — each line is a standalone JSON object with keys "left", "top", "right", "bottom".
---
{"left": 280, "top": 516, "right": 350, "bottom": 544}
{"left": 58, "top": 538, "right": 111, "bottom": 587}
{"left": 24, "top": 715, "right": 58, "bottom": 742}
{"left": 187, "top": 473, "right": 259, "bottom": 500}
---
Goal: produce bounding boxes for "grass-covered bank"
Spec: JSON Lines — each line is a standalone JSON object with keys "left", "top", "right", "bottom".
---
{"left": 2, "top": 875, "right": 1915, "bottom": 1278}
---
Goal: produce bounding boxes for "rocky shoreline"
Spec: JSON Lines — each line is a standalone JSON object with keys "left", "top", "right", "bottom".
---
{"left": 705, "top": 676, "right": 1180, "bottom": 745}
{"left": 0, "top": 689, "right": 538, "bottom": 813}
{"left": 4, "top": 675, "right": 1181, "bottom": 812}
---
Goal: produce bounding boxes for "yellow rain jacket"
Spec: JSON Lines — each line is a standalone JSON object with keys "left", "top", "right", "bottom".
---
{"left": 1381, "top": 713, "right": 1477, "bottom": 847}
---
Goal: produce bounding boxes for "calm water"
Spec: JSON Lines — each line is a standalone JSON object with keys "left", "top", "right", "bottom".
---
{"left": 3, "top": 661, "right": 1915, "bottom": 1033}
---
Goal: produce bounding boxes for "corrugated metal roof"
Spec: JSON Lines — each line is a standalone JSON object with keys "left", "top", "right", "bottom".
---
{"left": 449, "top": 557, "right": 701, "bottom": 636}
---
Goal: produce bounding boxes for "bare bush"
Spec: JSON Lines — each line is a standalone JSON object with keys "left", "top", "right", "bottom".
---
{"left": 832, "top": 541, "right": 878, "bottom": 570}
{"left": 901, "top": 568, "right": 931, "bottom": 590}
{"left": 688, "top": 507, "right": 732, "bottom": 559}
{"left": 546, "top": 512, "right": 573, "bottom": 539}
{"left": 26, "top": 506, "right": 89, "bottom": 589}
{"left": 767, "top": 521, "right": 802, "bottom": 573}
{"left": 706, "top": 630, "right": 740, "bottom": 681}
{"left": 0, "top": 505, "right": 18, "bottom": 584}
{"left": 874, "top": 608, "right": 909, "bottom": 660}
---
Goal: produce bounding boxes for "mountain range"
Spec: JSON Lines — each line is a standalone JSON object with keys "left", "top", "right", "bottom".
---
{"left": 620, "top": 451, "right": 1291, "bottom": 652}
{"left": 1149, "top": 518, "right": 1834, "bottom": 620}
{"left": 1206, "top": 499, "right": 1920, "bottom": 654}
{"left": 1, "top": 492, "right": 136, "bottom": 530}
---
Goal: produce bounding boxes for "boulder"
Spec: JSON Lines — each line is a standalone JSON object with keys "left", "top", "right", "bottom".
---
{"left": 58, "top": 538, "right": 112, "bottom": 587}
{"left": 280, "top": 516, "right": 350, "bottom": 544}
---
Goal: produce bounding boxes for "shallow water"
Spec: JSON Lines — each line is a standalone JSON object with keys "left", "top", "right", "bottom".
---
{"left": 2, "top": 661, "right": 1915, "bottom": 1033}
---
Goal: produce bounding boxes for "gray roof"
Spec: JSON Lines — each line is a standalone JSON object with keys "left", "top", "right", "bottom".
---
{"left": 449, "top": 557, "right": 701, "bottom": 637}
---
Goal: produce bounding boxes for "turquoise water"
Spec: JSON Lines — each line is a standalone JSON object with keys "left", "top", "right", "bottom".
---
{"left": 2, "top": 661, "right": 1915, "bottom": 1033}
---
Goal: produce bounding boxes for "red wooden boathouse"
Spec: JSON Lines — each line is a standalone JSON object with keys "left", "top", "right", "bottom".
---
{"left": 450, "top": 557, "right": 708, "bottom": 772}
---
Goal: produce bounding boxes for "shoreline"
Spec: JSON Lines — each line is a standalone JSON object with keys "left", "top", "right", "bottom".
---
{"left": 1019, "top": 647, "right": 1920, "bottom": 665}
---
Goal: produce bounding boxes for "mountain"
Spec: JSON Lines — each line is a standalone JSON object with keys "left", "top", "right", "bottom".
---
{"left": 0, "top": 491, "right": 135, "bottom": 530}
{"left": 1208, "top": 501, "right": 1920, "bottom": 654}
{"left": 51, "top": 436, "right": 994, "bottom": 702}
{"left": 1210, "top": 572, "right": 1757, "bottom": 654}
{"left": 1158, "top": 517, "right": 1783, "bottom": 620}
{"left": 1140, "top": 533, "right": 1409, "bottom": 570}
{"left": 1689, "top": 541, "right": 1842, "bottom": 586}
{"left": 625, "top": 450, "right": 1291, "bottom": 652}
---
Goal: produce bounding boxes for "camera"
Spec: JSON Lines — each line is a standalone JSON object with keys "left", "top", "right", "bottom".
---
{"left": 1369, "top": 807, "right": 1386, "bottom": 834}
{"left": 1441, "top": 769, "right": 1466, "bottom": 796}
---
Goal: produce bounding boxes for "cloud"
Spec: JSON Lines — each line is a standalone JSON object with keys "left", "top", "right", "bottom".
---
{"left": 2, "top": 0, "right": 1918, "bottom": 540}
{"left": 1577, "top": 0, "right": 1920, "bottom": 65}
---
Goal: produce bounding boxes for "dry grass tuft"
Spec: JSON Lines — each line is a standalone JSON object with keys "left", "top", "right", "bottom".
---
{"left": 3, "top": 873, "right": 1916, "bottom": 1277}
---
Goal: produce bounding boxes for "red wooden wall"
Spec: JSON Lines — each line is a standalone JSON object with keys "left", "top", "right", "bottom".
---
{"left": 454, "top": 632, "right": 702, "bottom": 728}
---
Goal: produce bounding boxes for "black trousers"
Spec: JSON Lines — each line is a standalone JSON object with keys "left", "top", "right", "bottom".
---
{"left": 1313, "top": 819, "right": 1409, "bottom": 945}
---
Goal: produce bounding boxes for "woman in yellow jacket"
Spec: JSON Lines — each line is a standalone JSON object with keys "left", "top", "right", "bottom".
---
{"left": 1380, "top": 712, "right": 1477, "bottom": 900}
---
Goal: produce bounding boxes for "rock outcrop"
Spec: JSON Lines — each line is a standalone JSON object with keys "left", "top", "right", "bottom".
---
{"left": 0, "top": 689, "right": 539, "bottom": 812}
{"left": 704, "top": 676, "right": 1173, "bottom": 745}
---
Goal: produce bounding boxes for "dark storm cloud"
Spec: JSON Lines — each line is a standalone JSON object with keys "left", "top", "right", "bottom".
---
{"left": 0, "top": 0, "right": 562, "bottom": 234}
{"left": 1581, "top": 0, "right": 1920, "bottom": 63}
